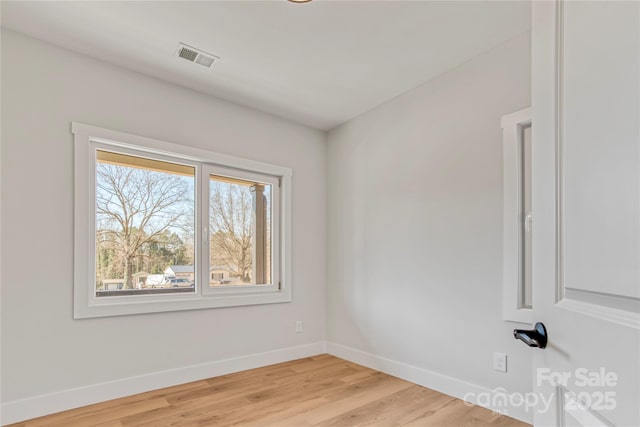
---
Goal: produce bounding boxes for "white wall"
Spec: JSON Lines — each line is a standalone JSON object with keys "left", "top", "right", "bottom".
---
{"left": 327, "top": 32, "right": 533, "bottom": 419}
{"left": 0, "top": 29, "right": 326, "bottom": 417}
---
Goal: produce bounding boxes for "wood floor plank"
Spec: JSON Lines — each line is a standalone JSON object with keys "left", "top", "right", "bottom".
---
{"left": 23, "top": 398, "right": 169, "bottom": 427}
{"left": 263, "top": 376, "right": 414, "bottom": 426}
{"left": 6, "top": 355, "right": 530, "bottom": 427}
{"left": 125, "top": 364, "right": 361, "bottom": 427}
{"left": 181, "top": 372, "right": 359, "bottom": 426}
{"left": 339, "top": 367, "right": 381, "bottom": 385}
{"left": 92, "top": 421, "right": 124, "bottom": 427}
{"left": 316, "top": 384, "right": 445, "bottom": 426}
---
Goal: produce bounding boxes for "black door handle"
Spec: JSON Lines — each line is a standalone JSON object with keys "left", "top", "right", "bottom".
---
{"left": 513, "top": 322, "right": 548, "bottom": 349}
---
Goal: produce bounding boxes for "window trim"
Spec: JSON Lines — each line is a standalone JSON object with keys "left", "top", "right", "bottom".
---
{"left": 501, "top": 108, "right": 533, "bottom": 324}
{"left": 73, "top": 122, "right": 292, "bottom": 319}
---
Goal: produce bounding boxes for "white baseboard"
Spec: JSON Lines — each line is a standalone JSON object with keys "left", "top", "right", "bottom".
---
{"left": 327, "top": 342, "right": 532, "bottom": 424}
{"left": 1, "top": 341, "right": 326, "bottom": 426}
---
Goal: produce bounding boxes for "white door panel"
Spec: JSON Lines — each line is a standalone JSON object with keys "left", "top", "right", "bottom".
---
{"left": 562, "top": 0, "right": 640, "bottom": 300}
{"left": 531, "top": 1, "right": 640, "bottom": 426}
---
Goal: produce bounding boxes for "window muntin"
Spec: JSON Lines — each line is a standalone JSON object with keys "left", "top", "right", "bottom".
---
{"left": 95, "top": 150, "right": 196, "bottom": 297}
{"left": 73, "top": 122, "right": 292, "bottom": 318}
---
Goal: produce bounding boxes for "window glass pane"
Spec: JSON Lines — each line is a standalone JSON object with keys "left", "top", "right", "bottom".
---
{"left": 521, "top": 124, "right": 533, "bottom": 308}
{"left": 95, "top": 150, "right": 196, "bottom": 297}
{"left": 209, "top": 174, "right": 272, "bottom": 286}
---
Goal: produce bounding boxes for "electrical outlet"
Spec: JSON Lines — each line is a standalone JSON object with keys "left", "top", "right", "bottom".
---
{"left": 295, "top": 320, "right": 303, "bottom": 333}
{"left": 493, "top": 352, "right": 507, "bottom": 372}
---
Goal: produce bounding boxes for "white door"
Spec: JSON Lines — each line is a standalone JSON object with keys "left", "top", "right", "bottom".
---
{"left": 530, "top": 1, "right": 640, "bottom": 426}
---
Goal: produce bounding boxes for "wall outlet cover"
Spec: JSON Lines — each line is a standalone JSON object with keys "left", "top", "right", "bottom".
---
{"left": 493, "top": 352, "right": 507, "bottom": 372}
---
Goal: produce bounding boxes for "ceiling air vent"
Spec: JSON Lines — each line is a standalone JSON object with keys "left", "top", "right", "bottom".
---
{"left": 175, "top": 43, "right": 219, "bottom": 68}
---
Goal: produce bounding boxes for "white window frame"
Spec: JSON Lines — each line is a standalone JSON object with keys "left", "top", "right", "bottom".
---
{"left": 73, "top": 122, "right": 292, "bottom": 319}
{"left": 501, "top": 108, "right": 533, "bottom": 324}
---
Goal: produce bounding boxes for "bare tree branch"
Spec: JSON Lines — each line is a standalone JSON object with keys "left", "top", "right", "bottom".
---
{"left": 96, "top": 163, "right": 193, "bottom": 288}
{"left": 209, "top": 182, "right": 254, "bottom": 282}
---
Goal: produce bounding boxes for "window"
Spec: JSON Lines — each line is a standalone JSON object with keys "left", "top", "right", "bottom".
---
{"left": 501, "top": 108, "right": 533, "bottom": 324}
{"left": 73, "top": 123, "right": 292, "bottom": 318}
{"left": 204, "top": 167, "right": 279, "bottom": 295}
{"left": 95, "top": 150, "right": 196, "bottom": 297}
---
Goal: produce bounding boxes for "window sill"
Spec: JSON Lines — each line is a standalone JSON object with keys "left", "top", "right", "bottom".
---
{"left": 74, "top": 289, "right": 292, "bottom": 319}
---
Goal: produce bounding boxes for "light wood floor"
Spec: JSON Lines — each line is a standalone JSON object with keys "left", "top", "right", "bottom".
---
{"left": 8, "top": 355, "right": 530, "bottom": 427}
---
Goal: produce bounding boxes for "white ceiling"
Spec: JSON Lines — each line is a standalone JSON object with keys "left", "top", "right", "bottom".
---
{"left": 1, "top": 1, "right": 531, "bottom": 131}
